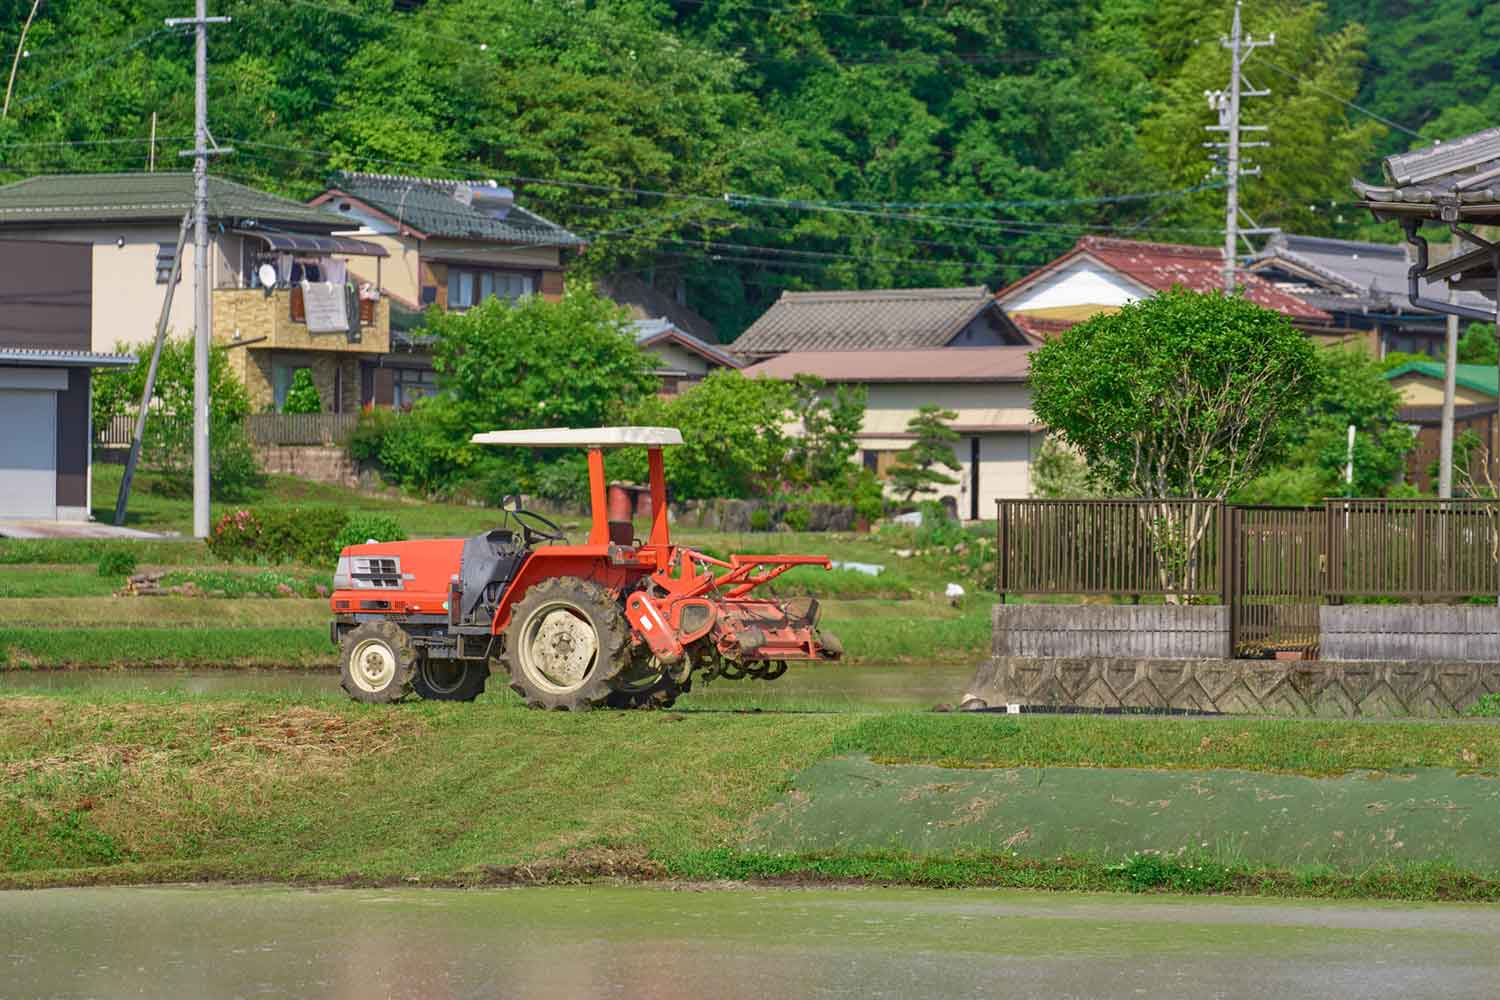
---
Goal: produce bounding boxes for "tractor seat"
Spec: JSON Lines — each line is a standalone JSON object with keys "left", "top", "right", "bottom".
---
{"left": 457, "top": 529, "right": 525, "bottom": 624}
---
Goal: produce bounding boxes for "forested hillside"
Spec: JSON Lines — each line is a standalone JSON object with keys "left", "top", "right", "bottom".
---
{"left": 0, "top": 0, "right": 1478, "bottom": 336}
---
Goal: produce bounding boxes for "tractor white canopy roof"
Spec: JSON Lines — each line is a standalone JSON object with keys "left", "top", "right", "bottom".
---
{"left": 469, "top": 426, "right": 684, "bottom": 448}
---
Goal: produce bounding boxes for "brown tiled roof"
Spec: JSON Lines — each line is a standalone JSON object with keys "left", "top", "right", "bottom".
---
{"left": 742, "top": 346, "right": 1033, "bottom": 383}
{"left": 732, "top": 286, "right": 1029, "bottom": 357}
{"left": 997, "top": 236, "right": 1332, "bottom": 325}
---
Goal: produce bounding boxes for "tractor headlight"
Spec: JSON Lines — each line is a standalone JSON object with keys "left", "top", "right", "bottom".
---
{"left": 333, "top": 556, "right": 352, "bottom": 590}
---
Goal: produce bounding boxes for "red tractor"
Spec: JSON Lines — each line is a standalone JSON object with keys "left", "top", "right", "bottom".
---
{"left": 329, "top": 427, "right": 843, "bottom": 709}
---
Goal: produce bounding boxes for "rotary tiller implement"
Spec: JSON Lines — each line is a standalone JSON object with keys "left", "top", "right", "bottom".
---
{"left": 329, "top": 427, "right": 842, "bottom": 709}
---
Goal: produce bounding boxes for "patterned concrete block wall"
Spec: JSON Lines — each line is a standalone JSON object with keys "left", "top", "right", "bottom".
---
{"left": 1321, "top": 605, "right": 1500, "bottom": 662}
{"left": 992, "top": 604, "right": 1231, "bottom": 660}
{"left": 965, "top": 655, "right": 1500, "bottom": 718}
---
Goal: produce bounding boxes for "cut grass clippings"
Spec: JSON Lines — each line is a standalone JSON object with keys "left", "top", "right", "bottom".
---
{"left": 3, "top": 694, "right": 1499, "bottom": 899}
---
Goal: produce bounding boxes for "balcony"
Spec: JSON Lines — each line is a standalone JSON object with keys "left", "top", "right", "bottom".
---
{"left": 213, "top": 287, "right": 390, "bottom": 355}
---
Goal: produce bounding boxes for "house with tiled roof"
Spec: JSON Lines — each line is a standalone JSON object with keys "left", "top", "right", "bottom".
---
{"left": 310, "top": 172, "right": 583, "bottom": 407}
{"left": 735, "top": 286, "right": 1038, "bottom": 519}
{"left": 1247, "top": 233, "right": 1493, "bottom": 358}
{"left": 0, "top": 172, "right": 392, "bottom": 415}
{"left": 630, "top": 317, "right": 741, "bottom": 395}
{"left": 995, "top": 236, "right": 1333, "bottom": 342}
{"left": 731, "top": 286, "right": 1032, "bottom": 362}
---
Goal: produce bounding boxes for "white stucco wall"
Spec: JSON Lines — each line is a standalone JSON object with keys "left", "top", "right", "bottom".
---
{"left": 843, "top": 381, "right": 1038, "bottom": 519}
{"left": 857, "top": 382, "right": 1033, "bottom": 436}
{"left": 1002, "top": 258, "right": 1146, "bottom": 313}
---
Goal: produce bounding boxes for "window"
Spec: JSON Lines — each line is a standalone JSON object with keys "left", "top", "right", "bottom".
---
{"left": 155, "top": 243, "right": 179, "bottom": 284}
{"left": 861, "top": 450, "right": 902, "bottom": 480}
{"left": 392, "top": 367, "right": 438, "bottom": 410}
{"left": 445, "top": 267, "right": 534, "bottom": 310}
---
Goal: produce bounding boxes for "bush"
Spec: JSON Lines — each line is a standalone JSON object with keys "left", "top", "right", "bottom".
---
{"left": 748, "top": 507, "right": 772, "bottom": 532}
{"left": 96, "top": 550, "right": 137, "bottom": 578}
{"left": 282, "top": 368, "right": 322, "bottom": 414}
{"left": 783, "top": 504, "right": 811, "bottom": 532}
{"left": 347, "top": 407, "right": 398, "bottom": 463}
{"left": 334, "top": 515, "right": 407, "bottom": 553}
{"left": 208, "top": 506, "right": 349, "bottom": 565}
{"left": 207, "top": 509, "right": 263, "bottom": 562}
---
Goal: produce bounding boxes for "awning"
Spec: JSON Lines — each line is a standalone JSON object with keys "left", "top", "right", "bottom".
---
{"left": 234, "top": 230, "right": 388, "bottom": 258}
{"left": 0, "top": 348, "right": 135, "bottom": 368}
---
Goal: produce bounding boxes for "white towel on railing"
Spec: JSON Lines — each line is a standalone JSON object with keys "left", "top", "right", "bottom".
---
{"left": 301, "top": 281, "right": 349, "bottom": 333}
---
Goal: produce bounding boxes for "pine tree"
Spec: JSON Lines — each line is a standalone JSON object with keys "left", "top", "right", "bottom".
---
{"left": 888, "top": 406, "right": 960, "bottom": 502}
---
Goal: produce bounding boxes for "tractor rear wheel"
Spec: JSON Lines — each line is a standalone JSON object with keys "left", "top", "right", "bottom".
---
{"left": 339, "top": 620, "right": 416, "bottom": 703}
{"left": 503, "top": 578, "right": 629, "bottom": 711}
{"left": 413, "top": 658, "right": 489, "bottom": 702}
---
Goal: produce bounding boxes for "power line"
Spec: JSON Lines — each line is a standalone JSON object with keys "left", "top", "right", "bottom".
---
{"left": 14, "top": 25, "right": 186, "bottom": 108}
{"left": 1258, "top": 59, "right": 1424, "bottom": 140}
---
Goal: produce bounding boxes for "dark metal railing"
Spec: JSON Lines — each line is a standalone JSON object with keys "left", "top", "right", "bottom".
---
{"left": 996, "top": 499, "right": 1225, "bottom": 600}
{"left": 1326, "top": 498, "right": 1500, "bottom": 599}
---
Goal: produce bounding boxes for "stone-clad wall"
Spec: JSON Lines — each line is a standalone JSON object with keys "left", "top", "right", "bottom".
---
{"left": 965, "top": 655, "right": 1500, "bottom": 718}
{"left": 1321, "top": 605, "right": 1500, "bottom": 662}
{"left": 991, "top": 604, "right": 1231, "bottom": 660}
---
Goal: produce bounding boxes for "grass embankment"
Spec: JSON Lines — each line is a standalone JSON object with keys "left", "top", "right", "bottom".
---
{"left": 3, "top": 696, "right": 1498, "bottom": 899}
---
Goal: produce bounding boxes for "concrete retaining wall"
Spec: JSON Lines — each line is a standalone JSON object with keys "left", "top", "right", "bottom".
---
{"left": 965, "top": 655, "right": 1500, "bottom": 718}
{"left": 991, "top": 604, "right": 1231, "bottom": 660}
{"left": 253, "top": 445, "right": 363, "bottom": 489}
{"left": 1321, "top": 605, "right": 1500, "bottom": 662}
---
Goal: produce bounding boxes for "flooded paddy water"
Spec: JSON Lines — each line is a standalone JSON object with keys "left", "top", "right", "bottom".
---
{"left": 4, "top": 884, "right": 1498, "bottom": 998}
{"left": 0, "top": 662, "right": 974, "bottom": 711}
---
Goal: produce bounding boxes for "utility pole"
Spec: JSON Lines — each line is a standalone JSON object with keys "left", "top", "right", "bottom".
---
{"left": 165, "top": 1, "right": 231, "bottom": 539}
{"left": 3, "top": 0, "right": 41, "bottom": 119}
{"left": 1439, "top": 236, "right": 1461, "bottom": 499}
{"left": 147, "top": 111, "right": 157, "bottom": 172}
{"left": 1204, "top": 1, "right": 1274, "bottom": 292}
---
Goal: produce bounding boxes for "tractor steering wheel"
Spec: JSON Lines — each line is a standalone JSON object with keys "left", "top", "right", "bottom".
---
{"left": 510, "top": 507, "right": 567, "bottom": 547}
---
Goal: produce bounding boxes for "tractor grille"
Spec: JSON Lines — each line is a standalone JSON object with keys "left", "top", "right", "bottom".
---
{"left": 350, "top": 556, "right": 403, "bottom": 589}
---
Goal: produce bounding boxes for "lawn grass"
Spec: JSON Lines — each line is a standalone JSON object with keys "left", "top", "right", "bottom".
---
{"left": 0, "top": 627, "right": 333, "bottom": 668}
{"left": 94, "top": 464, "right": 515, "bottom": 538}
{"left": 2, "top": 693, "right": 1497, "bottom": 897}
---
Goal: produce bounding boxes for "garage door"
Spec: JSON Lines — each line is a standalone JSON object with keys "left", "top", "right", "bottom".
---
{"left": 0, "top": 388, "right": 57, "bottom": 518}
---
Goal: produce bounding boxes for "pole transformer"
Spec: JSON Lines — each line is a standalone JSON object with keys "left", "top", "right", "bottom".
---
{"left": 1205, "top": 1, "right": 1273, "bottom": 293}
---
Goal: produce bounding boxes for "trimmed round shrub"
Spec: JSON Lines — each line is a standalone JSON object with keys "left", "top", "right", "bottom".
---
{"left": 334, "top": 515, "right": 407, "bottom": 553}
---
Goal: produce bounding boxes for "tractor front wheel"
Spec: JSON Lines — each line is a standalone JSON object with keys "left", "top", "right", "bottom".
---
{"left": 339, "top": 621, "right": 416, "bottom": 703}
{"left": 504, "top": 578, "right": 629, "bottom": 711}
{"left": 413, "top": 658, "right": 489, "bottom": 702}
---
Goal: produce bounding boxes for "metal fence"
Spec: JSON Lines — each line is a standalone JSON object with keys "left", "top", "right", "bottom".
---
{"left": 996, "top": 499, "right": 1225, "bottom": 599}
{"left": 1326, "top": 499, "right": 1500, "bottom": 599}
{"left": 244, "top": 413, "right": 360, "bottom": 446}
{"left": 94, "top": 414, "right": 135, "bottom": 447}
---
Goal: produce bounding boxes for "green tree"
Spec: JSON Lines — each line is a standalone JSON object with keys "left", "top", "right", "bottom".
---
{"left": 281, "top": 368, "right": 322, "bottom": 414}
{"left": 784, "top": 375, "right": 865, "bottom": 488}
{"left": 1031, "top": 435, "right": 1100, "bottom": 499}
{"left": 92, "top": 336, "right": 262, "bottom": 501}
{"left": 1236, "top": 348, "right": 1415, "bottom": 502}
{"left": 1459, "top": 323, "right": 1497, "bottom": 366}
{"left": 627, "top": 371, "right": 793, "bottom": 500}
{"left": 887, "top": 406, "right": 960, "bottom": 503}
{"left": 1030, "top": 288, "right": 1321, "bottom": 499}
{"left": 429, "top": 285, "right": 658, "bottom": 435}
{"left": 1140, "top": 1, "right": 1382, "bottom": 239}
